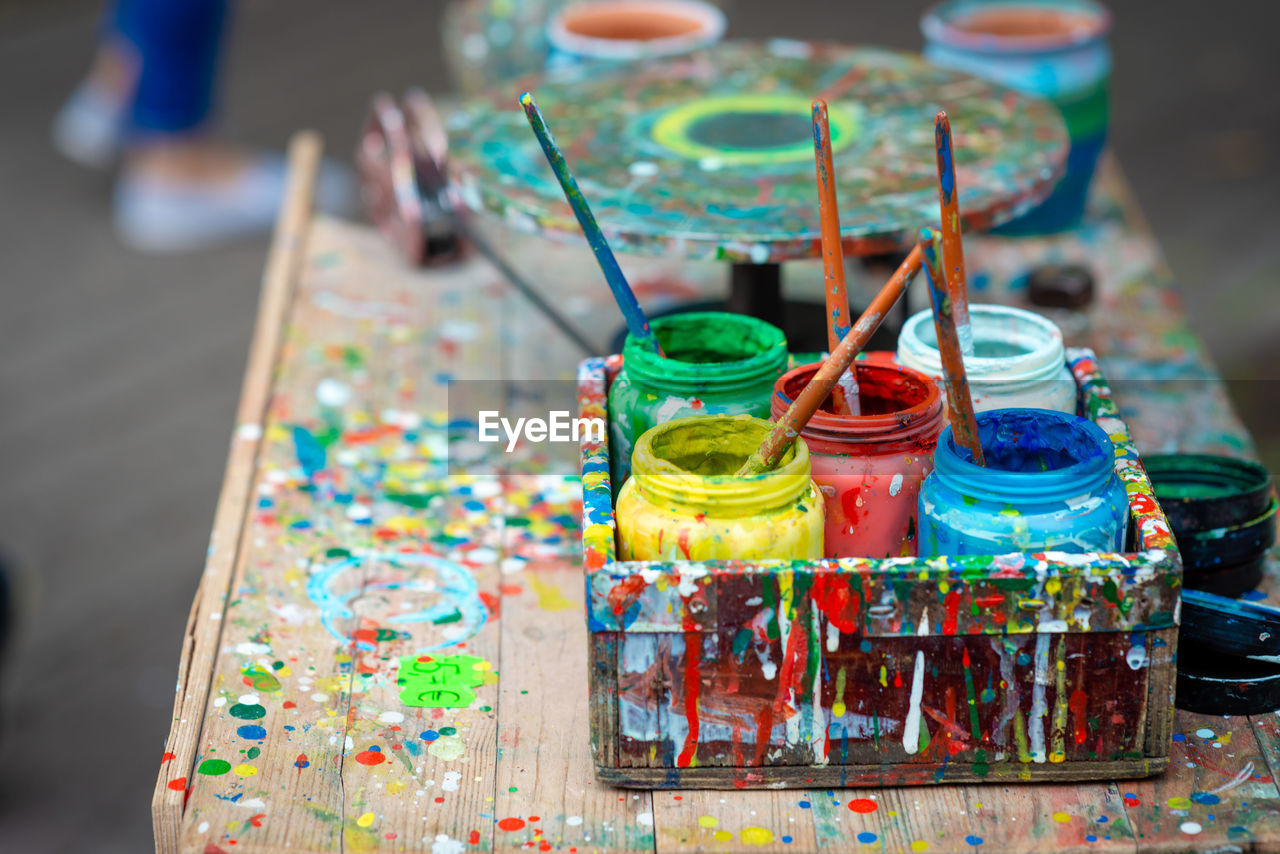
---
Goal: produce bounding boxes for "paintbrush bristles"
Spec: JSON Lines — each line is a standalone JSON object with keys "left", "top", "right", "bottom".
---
{"left": 519, "top": 92, "right": 663, "bottom": 356}
{"left": 919, "top": 227, "right": 985, "bottom": 467}
{"left": 736, "top": 245, "right": 924, "bottom": 476}
{"left": 934, "top": 111, "right": 974, "bottom": 358}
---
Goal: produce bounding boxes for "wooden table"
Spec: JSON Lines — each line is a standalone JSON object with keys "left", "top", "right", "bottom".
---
{"left": 153, "top": 134, "right": 1276, "bottom": 854}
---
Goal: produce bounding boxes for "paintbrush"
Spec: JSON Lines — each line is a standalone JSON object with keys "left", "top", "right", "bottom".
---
{"left": 919, "top": 227, "right": 985, "bottom": 466}
{"left": 519, "top": 92, "right": 663, "bottom": 356}
{"left": 736, "top": 246, "right": 923, "bottom": 476}
{"left": 811, "top": 99, "right": 859, "bottom": 416}
{"left": 934, "top": 111, "right": 974, "bottom": 357}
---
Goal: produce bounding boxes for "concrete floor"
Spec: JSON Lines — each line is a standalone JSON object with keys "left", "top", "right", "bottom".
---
{"left": 0, "top": 1, "right": 1276, "bottom": 851}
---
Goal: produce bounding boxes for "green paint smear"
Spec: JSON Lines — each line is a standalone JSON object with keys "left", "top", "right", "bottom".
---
{"left": 398, "top": 654, "right": 488, "bottom": 708}
{"left": 247, "top": 746, "right": 260, "bottom": 759}
{"left": 198, "top": 759, "right": 232, "bottom": 776}
{"left": 241, "top": 665, "right": 282, "bottom": 692}
{"left": 229, "top": 703, "right": 266, "bottom": 720}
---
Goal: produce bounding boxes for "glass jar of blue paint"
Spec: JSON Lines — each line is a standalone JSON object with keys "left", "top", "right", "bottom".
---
{"left": 919, "top": 408, "right": 1128, "bottom": 555}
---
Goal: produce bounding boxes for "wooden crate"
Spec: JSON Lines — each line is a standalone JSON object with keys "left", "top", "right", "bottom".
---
{"left": 577, "top": 347, "right": 1181, "bottom": 788}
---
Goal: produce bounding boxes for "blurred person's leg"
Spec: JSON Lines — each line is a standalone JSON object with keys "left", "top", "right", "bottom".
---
{"left": 54, "top": 0, "right": 353, "bottom": 253}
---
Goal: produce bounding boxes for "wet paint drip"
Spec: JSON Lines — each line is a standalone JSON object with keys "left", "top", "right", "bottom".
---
{"left": 919, "top": 408, "right": 1128, "bottom": 555}
{"left": 772, "top": 358, "right": 944, "bottom": 558}
{"left": 615, "top": 415, "right": 824, "bottom": 562}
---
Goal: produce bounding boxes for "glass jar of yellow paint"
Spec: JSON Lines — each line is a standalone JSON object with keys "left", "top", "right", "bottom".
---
{"left": 616, "top": 415, "right": 825, "bottom": 561}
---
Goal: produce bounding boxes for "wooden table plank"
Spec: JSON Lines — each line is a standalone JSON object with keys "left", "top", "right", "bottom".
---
{"left": 491, "top": 540, "right": 656, "bottom": 853}
{"left": 810, "top": 786, "right": 977, "bottom": 853}
{"left": 1123, "top": 711, "right": 1280, "bottom": 852}
{"left": 152, "top": 132, "right": 323, "bottom": 853}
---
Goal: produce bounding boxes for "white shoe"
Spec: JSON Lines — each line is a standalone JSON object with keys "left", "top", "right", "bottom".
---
{"left": 113, "top": 153, "right": 356, "bottom": 253}
{"left": 52, "top": 84, "right": 127, "bottom": 170}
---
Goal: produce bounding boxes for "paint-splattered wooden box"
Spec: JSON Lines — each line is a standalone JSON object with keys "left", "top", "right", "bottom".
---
{"left": 577, "top": 347, "right": 1181, "bottom": 788}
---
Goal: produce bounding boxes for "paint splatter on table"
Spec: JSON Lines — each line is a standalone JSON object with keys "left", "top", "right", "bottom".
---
{"left": 448, "top": 40, "right": 1068, "bottom": 263}
{"left": 155, "top": 147, "right": 1280, "bottom": 853}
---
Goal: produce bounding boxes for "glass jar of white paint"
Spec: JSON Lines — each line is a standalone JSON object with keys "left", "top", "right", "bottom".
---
{"left": 897, "top": 304, "right": 1077, "bottom": 414}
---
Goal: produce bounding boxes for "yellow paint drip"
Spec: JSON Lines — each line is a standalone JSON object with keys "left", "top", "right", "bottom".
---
{"left": 233, "top": 764, "right": 257, "bottom": 777}
{"left": 386, "top": 780, "right": 407, "bottom": 795}
{"left": 1052, "top": 812, "right": 1072, "bottom": 823}
{"left": 911, "top": 841, "right": 930, "bottom": 852}
{"left": 428, "top": 735, "right": 466, "bottom": 761}
{"left": 713, "top": 830, "right": 733, "bottom": 842}
{"left": 698, "top": 816, "right": 719, "bottom": 828}
{"left": 528, "top": 575, "right": 574, "bottom": 611}
{"left": 741, "top": 827, "right": 774, "bottom": 846}
{"left": 356, "top": 812, "right": 375, "bottom": 827}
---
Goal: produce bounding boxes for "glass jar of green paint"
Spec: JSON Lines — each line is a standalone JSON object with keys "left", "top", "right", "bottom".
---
{"left": 608, "top": 311, "right": 787, "bottom": 486}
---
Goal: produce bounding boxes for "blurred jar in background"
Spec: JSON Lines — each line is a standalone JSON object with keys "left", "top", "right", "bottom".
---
{"left": 921, "top": 0, "right": 1112, "bottom": 234}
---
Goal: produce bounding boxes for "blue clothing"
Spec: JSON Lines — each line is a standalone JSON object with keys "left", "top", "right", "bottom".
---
{"left": 110, "top": 0, "right": 230, "bottom": 133}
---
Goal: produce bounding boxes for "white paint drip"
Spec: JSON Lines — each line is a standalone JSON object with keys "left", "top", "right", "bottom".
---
{"left": 903, "top": 612, "right": 930, "bottom": 755}
{"left": 826, "top": 621, "right": 840, "bottom": 653}
{"left": 1125, "top": 643, "right": 1149, "bottom": 670}
{"left": 432, "top": 834, "right": 465, "bottom": 854}
{"left": 903, "top": 651, "right": 926, "bottom": 755}
{"left": 889, "top": 473, "right": 904, "bottom": 497}
{"left": 316, "top": 378, "right": 352, "bottom": 408}
{"left": 441, "top": 771, "right": 462, "bottom": 792}
{"left": 1029, "top": 634, "right": 1050, "bottom": 763}
{"left": 837, "top": 370, "right": 861, "bottom": 416}
{"left": 811, "top": 607, "right": 827, "bottom": 764}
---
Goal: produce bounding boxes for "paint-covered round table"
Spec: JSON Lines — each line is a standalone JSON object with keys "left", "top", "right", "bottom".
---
{"left": 447, "top": 39, "right": 1069, "bottom": 340}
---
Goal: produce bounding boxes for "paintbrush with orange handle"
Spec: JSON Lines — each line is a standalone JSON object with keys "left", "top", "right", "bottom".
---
{"left": 920, "top": 227, "right": 984, "bottom": 466}
{"left": 736, "top": 245, "right": 924, "bottom": 475}
{"left": 935, "top": 111, "right": 974, "bottom": 357}
{"left": 812, "top": 98, "right": 859, "bottom": 415}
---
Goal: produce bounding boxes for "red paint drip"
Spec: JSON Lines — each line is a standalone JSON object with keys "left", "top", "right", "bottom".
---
{"left": 676, "top": 631, "right": 701, "bottom": 768}
{"left": 354, "top": 749, "right": 385, "bottom": 766}
{"left": 676, "top": 529, "right": 692, "bottom": 561}
{"left": 469, "top": 830, "right": 481, "bottom": 845}
{"left": 497, "top": 817, "right": 526, "bottom": 832}
{"left": 943, "top": 589, "right": 961, "bottom": 635}
{"left": 1069, "top": 688, "right": 1089, "bottom": 745}
{"left": 608, "top": 575, "right": 647, "bottom": 616}
{"left": 167, "top": 777, "right": 187, "bottom": 791}
{"left": 479, "top": 590, "right": 501, "bottom": 617}
{"left": 849, "top": 797, "right": 878, "bottom": 814}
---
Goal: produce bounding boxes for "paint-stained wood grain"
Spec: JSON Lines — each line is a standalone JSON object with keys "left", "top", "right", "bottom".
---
{"left": 493, "top": 544, "right": 655, "bottom": 853}
{"left": 1124, "top": 710, "right": 1280, "bottom": 852}
{"left": 152, "top": 133, "right": 323, "bottom": 853}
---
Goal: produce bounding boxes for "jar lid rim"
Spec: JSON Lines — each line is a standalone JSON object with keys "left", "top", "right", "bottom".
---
{"left": 933, "top": 408, "right": 1115, "bottom": 499}
{"left": 900, "top": 305, "right": 1066, "bottom": 382}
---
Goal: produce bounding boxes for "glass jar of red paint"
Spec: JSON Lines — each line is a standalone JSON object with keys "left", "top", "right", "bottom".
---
{"left": 771, "top": 357, "right": 945, "bottom": 558}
